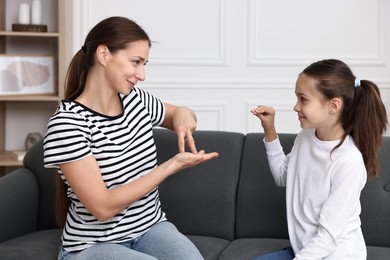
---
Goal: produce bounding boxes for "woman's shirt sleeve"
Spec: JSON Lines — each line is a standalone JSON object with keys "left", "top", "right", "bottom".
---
{"left": 134, "top": 87, "right": 165, "bottom": 127}
{"left": 43, "top": 110, "right": 92, "bottom": 168}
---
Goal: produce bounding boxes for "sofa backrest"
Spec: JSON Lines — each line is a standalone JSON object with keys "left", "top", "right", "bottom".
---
{"left": 236, "top": 133, "right": 295, "bottom": 239}
{"left": 23, "top": 139, "right": 58, "bottom": 230}
{"left": 155, "top": 128, "right": 244, "bottom": 241}
{"left": 360, "top": 136, "right": 390, "bottom": 247}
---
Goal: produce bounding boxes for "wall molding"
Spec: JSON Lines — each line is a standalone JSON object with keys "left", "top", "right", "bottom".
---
{"left": 140, "top": 78, "right": 390, "bottom": 89}
{"left": 247, "top": 0, "right": 387, "bottom": 67}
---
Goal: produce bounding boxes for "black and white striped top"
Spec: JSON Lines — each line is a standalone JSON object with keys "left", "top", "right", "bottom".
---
{"left": 43, "top": 87, "right": 167, "bottom": 252}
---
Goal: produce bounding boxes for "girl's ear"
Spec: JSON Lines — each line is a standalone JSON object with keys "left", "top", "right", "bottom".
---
{"left": 328, "top": 97, "right": 342, "bottom": 114}
{"left": 96, "top": 45, "right": 111, "bottom": 66}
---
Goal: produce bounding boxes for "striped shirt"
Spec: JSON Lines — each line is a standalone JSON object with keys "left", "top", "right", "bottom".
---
{"left": 43, "top": 87, "right": 167, "bottom": 252}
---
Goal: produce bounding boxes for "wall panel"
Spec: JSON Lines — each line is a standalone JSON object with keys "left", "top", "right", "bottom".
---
{"left": 69, "top": 0, "right": 390, "bottom": 135}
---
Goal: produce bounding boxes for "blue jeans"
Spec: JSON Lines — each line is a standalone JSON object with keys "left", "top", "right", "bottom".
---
{"left": 251, "top": 247, "right": 295, "bottom": 260}
{"left": 57, "top": 221, "right": 203, "bottom": 260}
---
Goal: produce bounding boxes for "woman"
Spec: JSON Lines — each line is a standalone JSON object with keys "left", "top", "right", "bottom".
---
{"left": 43, "top": 16, "right": 218, "bottom": 260}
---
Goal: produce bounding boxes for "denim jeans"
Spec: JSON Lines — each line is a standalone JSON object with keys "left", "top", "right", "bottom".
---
{"left": 57, "top": 221, "right": 204, "bottom": 260}
{"left": 251, "top": 247, "right": 295, "bottom": 260}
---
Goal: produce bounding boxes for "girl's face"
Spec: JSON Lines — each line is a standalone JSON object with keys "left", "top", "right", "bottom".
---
{"left": 293, "top": 74, "right": 333, "bottom": 130}
{"left": 105, "top": 40, "right": 149, "bottom": 95}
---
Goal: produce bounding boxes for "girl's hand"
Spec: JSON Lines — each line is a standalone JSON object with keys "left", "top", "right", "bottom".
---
{"left": 251, "top": 105, "right": 277, "bottom": 142}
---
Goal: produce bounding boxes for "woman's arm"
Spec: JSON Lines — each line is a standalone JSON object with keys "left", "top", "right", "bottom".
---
{"left": 61, "top": 149, "right": 218, "bottom": 222}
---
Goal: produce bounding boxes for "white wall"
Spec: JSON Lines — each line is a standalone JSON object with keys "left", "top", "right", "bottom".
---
{"left": 61, "top": 0, "right": 390, "bottom": 136}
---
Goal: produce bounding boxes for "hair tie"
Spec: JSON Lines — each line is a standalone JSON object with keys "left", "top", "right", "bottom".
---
{"left": 81, "top": 46, "right": 87, "bottom": 53}
{"left": 354, "top": 78, "right": 361, "bottom": 88}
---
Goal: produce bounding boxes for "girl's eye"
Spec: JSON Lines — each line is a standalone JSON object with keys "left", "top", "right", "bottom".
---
{"left": 297, "top": 96, "right": 307, "bottom": 103}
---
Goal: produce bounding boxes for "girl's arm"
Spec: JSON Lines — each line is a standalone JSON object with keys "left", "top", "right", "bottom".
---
{"left": 251, "top": 105, "right": 287, "bottom": 186}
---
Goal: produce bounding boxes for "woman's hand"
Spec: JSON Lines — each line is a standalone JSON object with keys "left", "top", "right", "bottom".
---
{"left": 251, "top": 105, "right": 277, "bottom": 142}
{"left": 162, "top": 103, "right": 198, "bottom": 153}
{"left": 167, "top": 150, "right": 219, "bottom": 174}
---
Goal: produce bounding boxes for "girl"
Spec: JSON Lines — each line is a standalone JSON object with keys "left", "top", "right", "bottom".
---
{"left": 43, "top": 16, "right": 218, "bottom": 260}
{"left": 251, "top": 59, "right": 387, "bottom": 259}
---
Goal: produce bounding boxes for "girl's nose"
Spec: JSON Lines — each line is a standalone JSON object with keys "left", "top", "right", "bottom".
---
{"left": 293, "top": 102, "right": 299, "bottom": 112}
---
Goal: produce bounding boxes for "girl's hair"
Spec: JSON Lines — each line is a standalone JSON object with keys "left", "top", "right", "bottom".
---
{"left": 56, "top": 16, "right": 151, "bottom": 227}
{"left": 301, "top": 59, "right": 388, "bottom": 180}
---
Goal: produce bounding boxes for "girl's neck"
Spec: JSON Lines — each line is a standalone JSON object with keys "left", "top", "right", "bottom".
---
{"left": 315, "top": 124, "right": 345, "bottom": 141}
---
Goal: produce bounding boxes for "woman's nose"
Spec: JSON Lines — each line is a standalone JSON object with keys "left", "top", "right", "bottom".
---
{"left": 136, "top": 67, "right": 145, "bottom": 81}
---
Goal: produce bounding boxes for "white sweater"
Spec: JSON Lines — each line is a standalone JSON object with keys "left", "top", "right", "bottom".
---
{"left": 264, "top": 129, "right": 367, "bottom": 259}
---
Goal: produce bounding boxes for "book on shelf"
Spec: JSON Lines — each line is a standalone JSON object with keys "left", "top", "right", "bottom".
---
{"left": 10, "top": 150, "right": 27, "bottom": 161}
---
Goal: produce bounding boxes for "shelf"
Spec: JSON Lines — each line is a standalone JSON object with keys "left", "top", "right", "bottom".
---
{"left": 0, "top": 94, "right": 60, "bottom": 102}
{"left": 0, "top": 0, "right": 70, "bottom": 170}
{"left": 0, "top": 31, "right": 59, "bottom": 37}
{"left": 0, "top": 151, "right": 23, "bottom": 166}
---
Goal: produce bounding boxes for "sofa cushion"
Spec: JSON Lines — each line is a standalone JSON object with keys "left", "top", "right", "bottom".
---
{"left": 366, "top": 246, "right": 390, "bottom": 260}
{"left": 219, "top": 238, "right": 290, "bottom": 260}
{"left": 188, "top": 235, "right": 231, "bottom": 260}
{"left": 236, "top": 133, "right": 295, "bottom": 239}
{"left": 0, "top": 229, "right": 61, "bottom": 260}
{"left": 155, "top": 128, "right": 244, "bottom": 241}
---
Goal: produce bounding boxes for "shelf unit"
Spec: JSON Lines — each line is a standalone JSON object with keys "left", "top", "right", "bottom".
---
{"left": 0, "top": 0, "right": 71, "bottom": 175}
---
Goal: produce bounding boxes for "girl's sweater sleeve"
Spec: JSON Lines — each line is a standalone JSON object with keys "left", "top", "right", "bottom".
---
{"left": 263, "top": 136, "right": 289, "bottom": 187}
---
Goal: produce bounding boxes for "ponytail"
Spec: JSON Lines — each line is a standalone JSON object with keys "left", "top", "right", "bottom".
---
{"left": 345, "top": 80, "right": 388, "bottom": 179}
{"left": 64, "top": 49, "right": 91, "bottom": 100}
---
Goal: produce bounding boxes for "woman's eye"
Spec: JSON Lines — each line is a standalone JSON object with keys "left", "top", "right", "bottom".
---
{"left": 132, "top": 60, "right": 141, "bottom": 66}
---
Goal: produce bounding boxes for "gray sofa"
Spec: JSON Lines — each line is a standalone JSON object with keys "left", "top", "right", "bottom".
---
{"left": 0, "top": 129, "right": 389, "bottom": 260}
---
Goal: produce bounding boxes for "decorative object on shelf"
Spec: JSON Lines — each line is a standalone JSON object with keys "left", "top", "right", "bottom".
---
{"left": 10, "top": 150, "right": 27, "bottom": 161}
{"left": 25, "top": 132, "right": 43, "bottom": 151}
{"left": 11, "top": 24, "right": 47, "bottom": 32}
{"left": 18, "top": 3, "right": 30, "bottom": 24}
{"left": 12, "top": 0, "right": 47, "bottom": 32}
{"left": 0, "top": 54, "right": 55, "bottom": 95}
{"left": 31, "top": 0, "right": 42, "bottom": 25}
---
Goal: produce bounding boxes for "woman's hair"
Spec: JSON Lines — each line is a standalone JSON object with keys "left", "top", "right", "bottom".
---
{"left": 301, "top": 59, "right": 388, "bottom": 180}
{"left": 65, "top": 16, "right": 151, "bottom": 100}
{"left": 56, "top": 16, "right": 151, "bottom": 227}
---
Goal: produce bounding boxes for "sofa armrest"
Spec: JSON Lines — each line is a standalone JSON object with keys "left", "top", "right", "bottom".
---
{"left": 0, "top": 168, "right": 39, "bottom": 242}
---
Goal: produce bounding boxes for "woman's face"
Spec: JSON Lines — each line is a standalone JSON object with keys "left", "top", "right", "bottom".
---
{"left": 105, "top": 40, "right": 149, "bottom": 95}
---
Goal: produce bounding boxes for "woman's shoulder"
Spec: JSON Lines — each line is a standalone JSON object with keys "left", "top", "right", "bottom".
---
{"left": 47, "top": 100, "right": 90, "bottom": 128}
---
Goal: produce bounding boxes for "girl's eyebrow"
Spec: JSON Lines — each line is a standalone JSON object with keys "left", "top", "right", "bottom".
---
{"left": 295, "top": 91, "right": 310, "bottom": 98}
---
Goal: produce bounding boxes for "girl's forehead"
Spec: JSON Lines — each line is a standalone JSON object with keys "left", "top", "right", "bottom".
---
{"left": 295, "top": 74, "right": 318, "bottom": 94}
